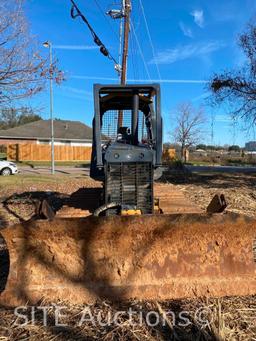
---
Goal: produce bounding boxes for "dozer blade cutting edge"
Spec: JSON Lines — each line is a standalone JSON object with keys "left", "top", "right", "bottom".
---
{"left": 0, "top": 213, "right": 255, "bottom": 307}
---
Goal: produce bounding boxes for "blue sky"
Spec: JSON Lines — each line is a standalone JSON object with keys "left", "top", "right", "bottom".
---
{"left": 25, "top": 0, "right": 256, "bottom": 146}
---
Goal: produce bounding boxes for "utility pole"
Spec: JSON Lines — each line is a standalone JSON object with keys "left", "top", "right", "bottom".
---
{"left": 107, "top": 0, "right": 131, "bottom": 127}
{"left": 118, "top": 0, "right": 131, "bottom": 128}
{"left": 120, "top": 0, "right": 131, "bottom": 85}
{"left": 43, "top": 41, "right": 55, "bottom": 175}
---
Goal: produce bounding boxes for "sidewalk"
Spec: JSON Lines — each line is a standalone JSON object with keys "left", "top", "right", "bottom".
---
{"left": 18, "top": 165, "right": 90, "bottom": 176}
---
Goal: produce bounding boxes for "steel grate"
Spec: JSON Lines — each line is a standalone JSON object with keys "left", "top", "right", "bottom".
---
{"left": 101, "top": 110, "right": 148, "bottom": 143}
{"left": 105, "top": 162, "right": 153, "bottom": 215}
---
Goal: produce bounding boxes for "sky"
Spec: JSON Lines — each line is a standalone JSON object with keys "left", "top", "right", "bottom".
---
{"left": 24, "top": 0, "right": 256, "bottom": 146}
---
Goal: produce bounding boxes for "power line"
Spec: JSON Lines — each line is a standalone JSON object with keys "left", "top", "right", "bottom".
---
{"left": 70, "top": 0, "right": 119, "bottom": 67}
{"left": 133, "top": 32, "right": 140, "bottom": 79}
{"left": 130, "top": 4, "right": 142, "bottom": 80}
{"left": 92, "top": 0, "right": 120, "bottom": 41}
{"left": 130, "top": 31, "right": 138, "bottom": 79}
{"left": 132, "top": 0, "right": 143, "bottom": 80}
{"left": 130, "top": 20, "right": 151, "bottom": 81}
{"left": 72, "top": 75, "right": 208, "bottom": 83}
{"left": 138, "top": 0, "right": 161, "bottom": 81}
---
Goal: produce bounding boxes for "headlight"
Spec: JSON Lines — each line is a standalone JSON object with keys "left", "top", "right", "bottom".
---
{"left": 10, "top": 163, "right": 17, "bottom": 167}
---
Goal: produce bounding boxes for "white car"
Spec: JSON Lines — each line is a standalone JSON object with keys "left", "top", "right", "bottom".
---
{"left": 0, "top": 161, "right": 18, "bottom": 176}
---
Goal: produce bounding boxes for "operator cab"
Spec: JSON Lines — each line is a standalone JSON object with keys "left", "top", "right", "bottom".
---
{"left": 90, "top": 84, "right": 162, "bottom": 182}
{"left": 117, "top": 127, "right": 132, "bottom": 143}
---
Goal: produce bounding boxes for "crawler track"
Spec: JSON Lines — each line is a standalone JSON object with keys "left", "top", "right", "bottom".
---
{"left": 56, "top": 184, "right": 202, "bottom": 218}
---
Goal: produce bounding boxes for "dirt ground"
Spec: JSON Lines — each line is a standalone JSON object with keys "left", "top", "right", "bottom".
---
{"left": 0, "top": 169, "right": 256, "bottom": 340}
{"left": 0, "top": 296, "right": 255, "bottom": 341}
{"left": 0, "top": 175, "right": 98, "bottom": 227}
{"left": 1, "top": 169, "right": 256, "bottom": 225}
{"left": 161, "top": 169, "right": 256, "bottom": 218}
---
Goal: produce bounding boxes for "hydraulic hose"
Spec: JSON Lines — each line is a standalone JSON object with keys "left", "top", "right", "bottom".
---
{"left": 93, "top": 202, "right": 121, "bottom": 216}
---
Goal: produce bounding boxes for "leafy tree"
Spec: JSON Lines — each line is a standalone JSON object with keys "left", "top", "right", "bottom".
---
{"left": 206, "top": 145, "right": 216, "bottom": 151}
{"left": 228, "top": 145, "right": 240, "bottom": 152}
{"left": 0, "top": 109, "right": 17, "bottom": 129}
{"left": 0, "top": 107, "right": 42, "bottom": 129}
{"left": 18, "top": 108, "right": 42, "bottom": 126}
{"left": 196, "top": 144, "right": 207, "bottom": 150}
{"left": 210, "top": 23, "right": 256, "bottom": 125}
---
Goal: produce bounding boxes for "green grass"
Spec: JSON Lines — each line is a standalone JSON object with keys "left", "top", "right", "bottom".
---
{"left": 187, "top": 161, "right": 221, "bottom": 166}
{"left": 0, "top": 173, "right": 80, "bottom": 188}
{"left": 0, "top": 153, "right": 7, "bottom": 160}
{"left": 189, "top": 160, "right": 256, "bottom": 167}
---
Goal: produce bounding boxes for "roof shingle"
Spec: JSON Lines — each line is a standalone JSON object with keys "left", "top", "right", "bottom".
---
{"left": 0, "top": 120, "right": 93, "bottom": 141}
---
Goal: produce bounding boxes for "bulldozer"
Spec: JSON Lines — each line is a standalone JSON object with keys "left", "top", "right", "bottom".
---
{"left": 0, "top": 83, "right": 255, "bottom": 307}
{"left": 90, "top": 84, "right": 163, "bottom": 216}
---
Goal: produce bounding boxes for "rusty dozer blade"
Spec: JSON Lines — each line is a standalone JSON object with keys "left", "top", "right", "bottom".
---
{"left": 0, "top": 213, "right": 255, "bottom": 307}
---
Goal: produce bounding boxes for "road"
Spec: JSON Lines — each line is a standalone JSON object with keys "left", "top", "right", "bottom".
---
{"left": 15, "top": 164, "right": 256, "bottom": 176}
{"left": 185, "top": 164, "right": 256, "bottom": 174}
{"left": 18, "top": 165, "right": 90, "bottom": 176}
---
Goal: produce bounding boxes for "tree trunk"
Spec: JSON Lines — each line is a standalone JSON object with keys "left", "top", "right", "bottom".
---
{"left": 181, "top": 144, "right": 185, "bottom": 163}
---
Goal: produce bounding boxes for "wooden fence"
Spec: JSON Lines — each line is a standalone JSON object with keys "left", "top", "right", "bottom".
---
{"left": 7, "top": 144, "right": 92, "bottom": 162}
{"left": 162, "top": 148, "right": 176, "bottom": 162}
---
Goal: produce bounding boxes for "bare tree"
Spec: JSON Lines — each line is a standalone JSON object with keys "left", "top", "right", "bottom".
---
{"left": 173, "top": 103, "right": 205, "bottom": 162}
{"left": 210, "top": 23, "right": 256, "bottom": 126}
{"left": 0, "top": 0, "right": 63, "bottom": 105}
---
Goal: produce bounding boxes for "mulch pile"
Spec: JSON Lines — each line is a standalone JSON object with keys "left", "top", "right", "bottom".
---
{"left": 0, "top": 296, "right": 255, "bottom": 340}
